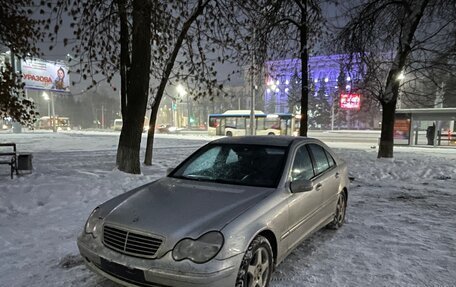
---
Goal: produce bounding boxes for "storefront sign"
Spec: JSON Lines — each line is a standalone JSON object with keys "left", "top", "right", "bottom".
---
{"left": 340, "top": 93, "right": 361, "bottom": 110}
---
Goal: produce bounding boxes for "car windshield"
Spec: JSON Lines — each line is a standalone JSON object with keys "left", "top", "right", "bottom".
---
{"left": 171, "top": 144, "right": 287, "bottom": 188}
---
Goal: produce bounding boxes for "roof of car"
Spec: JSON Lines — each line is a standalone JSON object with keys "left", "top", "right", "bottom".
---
{"left": 211, "top": 136, "right": 309, "bottom": 147}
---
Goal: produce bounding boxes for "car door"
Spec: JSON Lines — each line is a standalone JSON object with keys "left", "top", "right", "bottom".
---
{"left": 308, "top": 144, "right": 341, "bottom": 221}
{"left": 284, "top": 144, "right": 323, "bottom": 252}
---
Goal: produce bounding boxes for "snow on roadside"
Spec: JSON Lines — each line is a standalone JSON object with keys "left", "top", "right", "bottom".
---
{"left": 0, "top": 132, "right": 455, "bottom": 287}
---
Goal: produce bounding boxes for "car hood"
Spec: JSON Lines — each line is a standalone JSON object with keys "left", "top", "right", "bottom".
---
{"left": 102, "top": 177, "right": 273, "bottom": 256}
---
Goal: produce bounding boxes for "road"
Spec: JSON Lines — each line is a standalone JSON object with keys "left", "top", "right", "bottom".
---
{"left": 308, "top": 130, "right": 380, "bottom": 144}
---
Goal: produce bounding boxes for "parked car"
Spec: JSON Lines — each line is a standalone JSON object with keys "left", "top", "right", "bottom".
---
{"left": 78, "top": 136, "right": 349, "bottom": 287}
{"left": 113, "top": 118, "right": 150, "bottom": 132}
{"left": 157, "top": 124, "right": 178, "bottom": 134}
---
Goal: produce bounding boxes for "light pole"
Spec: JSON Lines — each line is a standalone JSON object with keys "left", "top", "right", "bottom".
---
{"left": 176, "top": 84, "right": 187, "bottom": 127}
{"left": 42, "top": 92, "right": 50, "bottom": 117}
{"left": 42, "top": 91, "right": 56, "bottom": 132}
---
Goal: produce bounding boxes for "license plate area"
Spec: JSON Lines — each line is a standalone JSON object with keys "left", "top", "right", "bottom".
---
{"left": 100, "top": 258, "right": 145, "bottom": 282}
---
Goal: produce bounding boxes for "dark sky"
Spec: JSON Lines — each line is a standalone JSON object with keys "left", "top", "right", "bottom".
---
{"left": 34, "top": 1, "right": 348, "bottom": 95}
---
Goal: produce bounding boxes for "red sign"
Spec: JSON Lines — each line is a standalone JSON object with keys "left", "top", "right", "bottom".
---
{"left": 340, "top": 94, "right": 361, "bottom": 110}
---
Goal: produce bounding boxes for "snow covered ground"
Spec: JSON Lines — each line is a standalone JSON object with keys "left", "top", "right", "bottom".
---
{"left": 0, "top": 131, "right": 455, "bottom": 287}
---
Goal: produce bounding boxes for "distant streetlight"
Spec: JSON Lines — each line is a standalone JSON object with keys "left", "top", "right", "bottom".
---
{"left": 397, "top": 71, "right": 405, "bottom": 81}
{"left": 42, "top": 92, "right": 50, "bottom": 117}
{"left": 176, "top": 84, "right": 188, "bottom": 127}
{"left": 176, "top": 84, "right": 186, "bottom": 96}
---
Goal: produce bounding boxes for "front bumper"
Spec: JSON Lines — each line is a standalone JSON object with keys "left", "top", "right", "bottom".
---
{"left": 77, "top": 234, "right": 242, "bottom": 287}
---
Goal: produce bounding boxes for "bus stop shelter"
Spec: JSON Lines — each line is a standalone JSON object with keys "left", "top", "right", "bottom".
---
{"left": 395, "top": 108, "right": 456, "bottom": 147}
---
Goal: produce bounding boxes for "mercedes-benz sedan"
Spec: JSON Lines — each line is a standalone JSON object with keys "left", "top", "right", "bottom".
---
{"left": 77, "top": 136, "right": 349, "bottom": 287}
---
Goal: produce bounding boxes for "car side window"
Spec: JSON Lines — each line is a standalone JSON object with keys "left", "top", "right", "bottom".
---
{"left": 291, "top": 145, "right": 314, "bottom": 181}
{"left": 325, "top": 149, "right": 336, "bottom": 168}
{"left": 225, "top": 149, "right": 238, "bottom": 164}
{"left": 308, "top": 144, "right": 330, "bottom": 175}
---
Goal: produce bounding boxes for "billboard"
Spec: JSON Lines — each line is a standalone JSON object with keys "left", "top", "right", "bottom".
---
{"left": 394, "top": 118, "right": 411, "bottom": 140}
{"left": 340, "top": 93, "right": 361, "bottom": 110}
{"left": 20, "top": 59, "right": 70, "bottom": 92}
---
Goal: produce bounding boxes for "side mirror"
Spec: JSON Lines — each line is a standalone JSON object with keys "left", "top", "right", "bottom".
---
{"left": 290, "top": 179, "right": 313, "bottom": 193}
{"left": 166, "top": 167, "right": 174, "bottom": 176}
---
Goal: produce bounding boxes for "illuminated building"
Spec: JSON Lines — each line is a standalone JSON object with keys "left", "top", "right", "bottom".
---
{"left": 263, "top": 54, "right": 363, "bottom": 113}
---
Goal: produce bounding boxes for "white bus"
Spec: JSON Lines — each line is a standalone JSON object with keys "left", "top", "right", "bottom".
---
{"left": 208, "top": 110, "right": 298, "bottom": 136}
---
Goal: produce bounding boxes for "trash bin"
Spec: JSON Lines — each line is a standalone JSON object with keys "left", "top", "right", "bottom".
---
{"left": 17, "top": 153, "right": 33, "bottom": 172}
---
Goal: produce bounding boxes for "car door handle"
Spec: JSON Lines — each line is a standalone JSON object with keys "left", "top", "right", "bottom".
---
{"left": 335, "top": 172, "right": 340, "bottom": 179}
{"left": 315, "top": 183, "right": 322, "bottom": 191}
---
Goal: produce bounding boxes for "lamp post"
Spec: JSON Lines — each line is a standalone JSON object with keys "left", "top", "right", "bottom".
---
{"left": 42, "top": 92, "right": 50, "bottom": 117}
{"left": 176, "top": 84, "right": 187, "bottom": 128}
{"left": 42, "top": 91, "right": 56, "bottom": 131}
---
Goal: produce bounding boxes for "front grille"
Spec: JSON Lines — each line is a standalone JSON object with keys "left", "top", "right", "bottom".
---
{"left": 103, "top": 225, "right": 163, "bottom": 258}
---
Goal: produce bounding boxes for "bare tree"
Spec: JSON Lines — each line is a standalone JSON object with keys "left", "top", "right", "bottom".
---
{"left": 144, "top": 0, "right": 224, "bottom": 165}
{"left": 237, "top": 0, "right": 329, "bottom": 136}
{"left": 338, "top": 0, "right": 456, "bottom": 158}
{"left": 50, "top": 0, "right": 157, "bottom": 173}
{"left": 51, "top": 0, "right": 243, "bottom": 172}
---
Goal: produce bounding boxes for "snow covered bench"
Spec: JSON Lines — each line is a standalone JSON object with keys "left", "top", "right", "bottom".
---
{"left": 0, "top": 143, "right": 18, "bottom": 179}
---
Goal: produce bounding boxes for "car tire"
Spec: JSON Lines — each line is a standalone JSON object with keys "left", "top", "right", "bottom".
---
{"left": 267, "top": 132, "right": 275, "bottom": 135}
{"left": 327, "top": 192, "right": 346, "bottom": 229}
{"left": 235, "top": 235, "right": 274, "bottom": 287}
{"left": 226, "top": 131, "right": 233, "bottom": 137}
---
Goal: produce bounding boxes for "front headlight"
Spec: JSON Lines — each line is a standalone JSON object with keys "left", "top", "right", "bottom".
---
{"left": 84, "top": 207, "right": 101, "bottom": 237}
{"left": 172, "top": 231, "right": 224, "bottom": 263}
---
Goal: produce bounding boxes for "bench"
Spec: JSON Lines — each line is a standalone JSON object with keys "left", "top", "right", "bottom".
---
{"left": 437, "top": 131, "right": 456, "bottom": 146}
{"left": 0, "top": 143, "right": 18, "bottom": 179}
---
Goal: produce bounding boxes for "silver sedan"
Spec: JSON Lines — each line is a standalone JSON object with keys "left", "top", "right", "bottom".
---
{"left": 78, "top": 136, "right": 349, "bottom": 287}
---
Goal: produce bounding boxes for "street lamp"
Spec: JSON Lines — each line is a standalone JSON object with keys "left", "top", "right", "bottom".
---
{"left": 42, "top": 92, "right": 50, "bottom": 117}
{"left": 176, "top": 84, "right": 187, "bottom": 128}
{"left": 176, "top": 84, "right": 186, "bottom": 96}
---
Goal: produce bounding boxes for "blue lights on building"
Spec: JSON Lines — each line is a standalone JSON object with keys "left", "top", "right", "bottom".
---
{"left": 263, "top": 54, "right": 362, "bottom": 113}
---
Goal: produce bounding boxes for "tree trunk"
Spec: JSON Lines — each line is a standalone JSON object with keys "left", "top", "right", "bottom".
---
{"left": 144, "top": 0, "right": 210, "bottom": 165}
{"left": 299, "top": 0, "right": 308, "bottom": 137}
{"left": 144, "top": 103, "right": 159, "bottom": 166}
{"left": 377, "top": 0, "right": 429, "bottom": 158}
{"left": 377, "top": 100, "right": 396, "bottom": 158}
{"left": 116, "top": 0, "right": 129, "bottom": 166}
{"left": 116, "top": 0, "right": 151, "bottom": 174}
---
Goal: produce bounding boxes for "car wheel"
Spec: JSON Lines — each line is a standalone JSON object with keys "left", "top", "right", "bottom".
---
{"left": 267, "top": 132, "right": 275, "bottom": 136}
{"left": 226, "top": 131, "right": 233, "bottom": 137}
{"left": 328, "top": 192, "right": 346, "bottom": 229}
{"left": 235, "top": 236, "right": 273, "bottom": 287}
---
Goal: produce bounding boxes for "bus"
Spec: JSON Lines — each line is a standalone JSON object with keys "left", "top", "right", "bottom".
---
{"left": 36, "top": 116, "right": 71, "bottom": 131}
{"left": 208, "top": 110, "right": 299, "bottom": 136}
